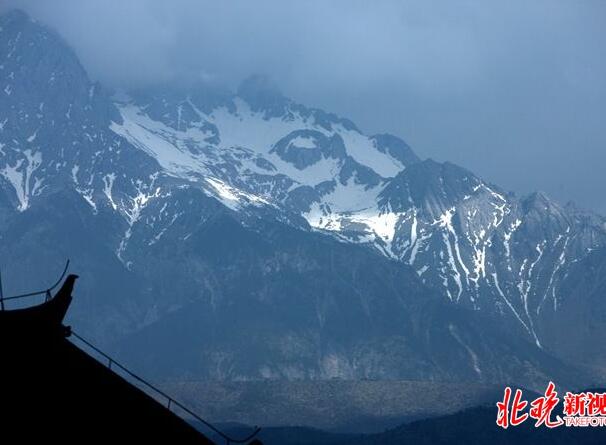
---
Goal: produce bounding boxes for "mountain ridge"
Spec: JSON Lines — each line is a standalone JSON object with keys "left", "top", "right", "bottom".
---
{"left": 1, "top": 9, "right": 605, "bottom": 387}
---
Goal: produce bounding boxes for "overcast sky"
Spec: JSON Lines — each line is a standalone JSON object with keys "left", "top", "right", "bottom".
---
{"left": 5, "top": 0, "right": 606, "bottom": 213}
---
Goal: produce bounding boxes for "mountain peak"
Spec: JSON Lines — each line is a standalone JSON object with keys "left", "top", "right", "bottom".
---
{"left": 378, "top": 159, "right": 482, "bottom": 217}
{"left": 237, "top": 74, "right": 282, "bottom": 96}
{"left": 523, "top": 191, "right": 556, "bottom": 210}
{"left": 370, "top": 134, "right": 420, "bottom": 167}
{"left": 236, "top": 74, "right": 289, "bottom": 115}
{"left": 0, "top": 9, "right": 120, "bottom": 130}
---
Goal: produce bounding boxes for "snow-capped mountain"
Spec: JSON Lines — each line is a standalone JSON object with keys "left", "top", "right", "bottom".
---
{"left": 1, "top": 10, "right": 605, "bottom": 386}
{"left": 111, "top": 72, "right": 606, "bottom": 351}
{"left": 111, "top": 78, "right": 419, "bottom": 253}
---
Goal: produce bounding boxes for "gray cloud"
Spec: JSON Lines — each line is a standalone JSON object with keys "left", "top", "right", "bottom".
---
{"left": 4, "top": 0, "right": 606, "bottom": 213}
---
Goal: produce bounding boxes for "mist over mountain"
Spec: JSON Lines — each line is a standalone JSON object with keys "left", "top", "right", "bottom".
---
{"left": 1, "top": 8, "right": 605, "bottom": 434}
{"left": 3, "top": 0, "right": 606, "bottom": 215}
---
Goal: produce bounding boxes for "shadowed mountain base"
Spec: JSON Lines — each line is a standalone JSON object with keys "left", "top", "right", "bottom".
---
{"left": 224, "top": 405, "right": 606, "bottom": 445}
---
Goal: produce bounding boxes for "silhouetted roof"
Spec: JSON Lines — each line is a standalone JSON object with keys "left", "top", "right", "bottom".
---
{"left": 0, "top": 329, "right": 214, "bottom": 443}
